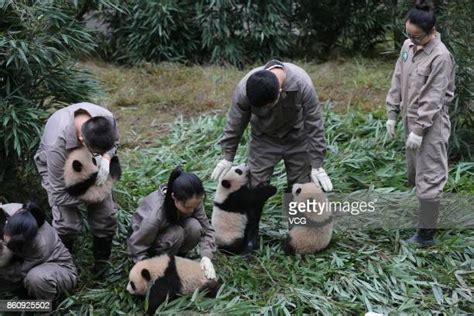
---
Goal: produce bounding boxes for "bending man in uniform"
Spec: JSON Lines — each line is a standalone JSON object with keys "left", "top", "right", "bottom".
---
{"left": 211, "top": 60, "right": 332, "bottom": 252}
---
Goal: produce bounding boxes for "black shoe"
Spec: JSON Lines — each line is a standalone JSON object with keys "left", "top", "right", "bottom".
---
{"left": 92, "top": 236, "right": 113, "bottom": 278}
{"left": 406, "top": 229, "right": 436, "bottom": 247}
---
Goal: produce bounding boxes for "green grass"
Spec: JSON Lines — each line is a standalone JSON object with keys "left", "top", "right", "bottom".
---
{"left": 47, "top": 108, "right": 474, "bottom": 315}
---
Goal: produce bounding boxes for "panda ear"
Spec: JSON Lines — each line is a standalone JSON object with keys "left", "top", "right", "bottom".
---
{"left": 141, "top": 268, "right": 152, "bottom": 281}
{"left": 72, "top": 160, "right": 83, "bottom": 172}
{"left": 221, "top": 179, "right": 231, "bottom": 189}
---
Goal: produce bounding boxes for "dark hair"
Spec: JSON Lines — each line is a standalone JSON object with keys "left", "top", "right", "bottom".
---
{"left": 246, "top": 70, "right": 280, "bottom": 107}
{"left": 163, "top": 167, "right": 205, "bottom": 224}
{"left": 5, "top": 202, "right": 43, "bottom": 253}
{"left": 406, "top": 0, "right": 436, "bottom": 33}
{"left": 81, "top": 116, "right": 117, "bottom": 154}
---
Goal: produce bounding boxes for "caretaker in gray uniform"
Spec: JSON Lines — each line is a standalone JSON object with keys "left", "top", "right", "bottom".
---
{"left": 34, "top": 102, "right": 119, "bottom": 274}
{"left": 385, "top": 2, "right": 455, "bottom": 246}
{"left": 212, "top": 60, "right": 333, "bottom": 192}
{"left": 0, "top": 203, "right": 77, "bottom": 300}
{"left": 128, "top": 185, "right": 216, "bottom": 263}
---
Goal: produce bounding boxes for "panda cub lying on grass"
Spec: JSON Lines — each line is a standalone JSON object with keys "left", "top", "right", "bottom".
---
{"left": 63, "top": 146, "right": 122, "bottom": 204}
{"left": 127, "top": 254, "right": 219, "bottom": 315}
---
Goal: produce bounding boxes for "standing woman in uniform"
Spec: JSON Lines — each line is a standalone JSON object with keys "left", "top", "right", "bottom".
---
{"left": 385, "top": 0, "right": 455, "bottom": 246}
{"left": 127, "top": 167, "right": 216, "bottom": 279}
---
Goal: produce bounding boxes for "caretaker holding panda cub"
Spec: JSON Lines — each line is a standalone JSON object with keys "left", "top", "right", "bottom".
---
{"left": 385, "top": 0, "right": 455, "bottom": 247}
{"left": 34, "top": 102, "right": 119, "bottom": 275}
{"left": 127, "top": 167, "right": 217, "bottom": 280}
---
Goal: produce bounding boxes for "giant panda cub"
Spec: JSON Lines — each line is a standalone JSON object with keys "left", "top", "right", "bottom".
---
{"left": 0, "top": 206, "right": 12, "bottom": 267}
{"left": 63, "top": 146, "right": 121, "bottom": 204}
{"left": 212, "top": 164, "right": 277, "bottom": 255}
{"left": 127, "top": 254, "right": 219, "bottom": 315}
{"left": 283, "top": 182, "right": 333, "bottom": 255}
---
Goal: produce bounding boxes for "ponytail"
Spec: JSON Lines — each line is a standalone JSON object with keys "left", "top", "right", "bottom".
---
{"left": 164, "top": 166, "right": 184, "bottom": 224}
{"left": 163, "top": 166, "right": 205, "bottom": 224}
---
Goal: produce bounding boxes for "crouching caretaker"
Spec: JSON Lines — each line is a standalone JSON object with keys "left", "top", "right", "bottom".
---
{"left": 385, "top": 2, "right": 455, "bottom": 246}
{"left": 127, "top": 167, "right": 216, "bottom": 279}
{"left": 0, "top": 203, "right": 77, "bottom": 300}
{"left": 34, "top": 102, "right": 119, "bottom": 274}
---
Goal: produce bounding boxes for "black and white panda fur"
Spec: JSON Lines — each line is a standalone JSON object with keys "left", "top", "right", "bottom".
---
{"left": 127, "top": 254, "right": 219, "bottom": 315}
{"left": 283, "top": 182, "right": 333, "bottom": 255}
{"left": 63, "top": 146, "right": 121, "bottom": 204}
{"left": 211, "top": 164, "right": 277, "bottom": 255}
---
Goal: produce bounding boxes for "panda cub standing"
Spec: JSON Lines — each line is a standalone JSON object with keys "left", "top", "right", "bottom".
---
{"left": 63, "top": 146, "right": 122, "bottom": 204}
{"left": 127, "top": 254, "right": 219, "bottom": 315}
{"left": 212, "top": 164, "right": 277, "bottom": 255}
{"left": 284, "top": 182, "right": 333, "bottom": 255}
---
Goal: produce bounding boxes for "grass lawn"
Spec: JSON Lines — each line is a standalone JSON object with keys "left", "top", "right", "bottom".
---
{"left": 4, "top": 59, "right": 473, "bottom": 314}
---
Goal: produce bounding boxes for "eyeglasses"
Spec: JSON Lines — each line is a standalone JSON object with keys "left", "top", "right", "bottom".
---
{"left": 403, "top": 30, "right": 427, "bottom": 43}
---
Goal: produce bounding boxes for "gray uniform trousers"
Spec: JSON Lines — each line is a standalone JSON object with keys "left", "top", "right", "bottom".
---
{"left": 152, "top": 217, "right": 202, "bottom": 256}
{"left": 405, "top": 105, "right": 450, "bottom": 201}
{"left": 248, "top": 130, "right": 311, "bottom": 189}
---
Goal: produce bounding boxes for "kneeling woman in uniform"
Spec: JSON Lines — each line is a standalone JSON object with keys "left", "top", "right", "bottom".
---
{"left": 127, "top": 167, "right": 216, "bottom": 278}
{"left": 0, "top": 202, "right": 78, "bottom": 300}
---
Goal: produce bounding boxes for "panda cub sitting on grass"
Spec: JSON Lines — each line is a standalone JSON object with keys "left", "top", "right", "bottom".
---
{"left": 284, "top": 182, "right": 333, "bottom": 255}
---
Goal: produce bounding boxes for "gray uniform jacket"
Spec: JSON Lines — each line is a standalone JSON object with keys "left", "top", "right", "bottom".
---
{"left": 220, "top": 61, "right": 326, "bottom": 168}
{"left": 386, "top": 33, "right": 455, "bottom": 136}
{"left": 34, "top": 102, "right": 119, "bottom": 207}
{"left": 127, "top": 185, "right": 216, "bottom": 261}
{"left": 0, "top": 203, "right": 77, "bottom": 283}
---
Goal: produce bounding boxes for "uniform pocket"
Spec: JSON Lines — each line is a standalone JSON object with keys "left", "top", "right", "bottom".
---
{"left": 415, "top": 66, "right": 430, "bottom": 88}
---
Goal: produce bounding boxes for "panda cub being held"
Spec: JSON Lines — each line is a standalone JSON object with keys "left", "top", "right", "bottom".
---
{"left": 127, "top": 254, "right": 219, "bottom": 315}
{"left": 212, "top": 164, "right": 277, "bottom": 255}
{"left": 63, "top": 146, "right": 122, "bottom": 204}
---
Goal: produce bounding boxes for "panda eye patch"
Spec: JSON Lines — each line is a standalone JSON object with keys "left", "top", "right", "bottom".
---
{"left": 235, "top": 169, "right": 242, "bottom": 175}
{"left": 92, "top": 157, "right": 97, "bottom": 166}
{"left": 130, "top": 281, "right": 136, "bottom": 291}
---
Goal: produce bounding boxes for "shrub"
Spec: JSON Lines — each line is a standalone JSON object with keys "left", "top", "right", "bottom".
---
{"left": 0, "top": 0, "right": 100, "bottom": 194}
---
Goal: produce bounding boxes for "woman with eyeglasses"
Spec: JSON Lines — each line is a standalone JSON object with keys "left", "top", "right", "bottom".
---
{"left": 385, "top": 0, "right": 455, "bottom": 246}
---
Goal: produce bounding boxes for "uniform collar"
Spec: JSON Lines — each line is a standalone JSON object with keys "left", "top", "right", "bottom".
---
{"left": 65, "top": 107, "right": 90, "bottom": 150}
{"left": 263, "top": 60, "right": 299, "bottom": 92}
{"left": 408, "top": 32, "right": 441, "bottom": 55}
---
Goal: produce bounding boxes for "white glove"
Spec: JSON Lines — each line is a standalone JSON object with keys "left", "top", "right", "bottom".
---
{"left": 406, "top": 132, "right": 423, "bottom": 150}
{"left": 386, "top": 119, "right": 396, "bottom": 140}
{"left": 200, "top": 256, "right": 216, "bottom": 280}
{"left": 311, "top": 167, "right": 333, "bottom": 192}
{"left": 211, "top": 159, "right": 232, "bottom": 180}
{"left": 95, "top": 155, "right": 110, "bottom": 186}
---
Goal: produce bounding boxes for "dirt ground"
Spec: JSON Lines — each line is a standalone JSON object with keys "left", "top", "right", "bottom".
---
{"left": 81, "top": 58, "right": 393, "bottom": 148}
